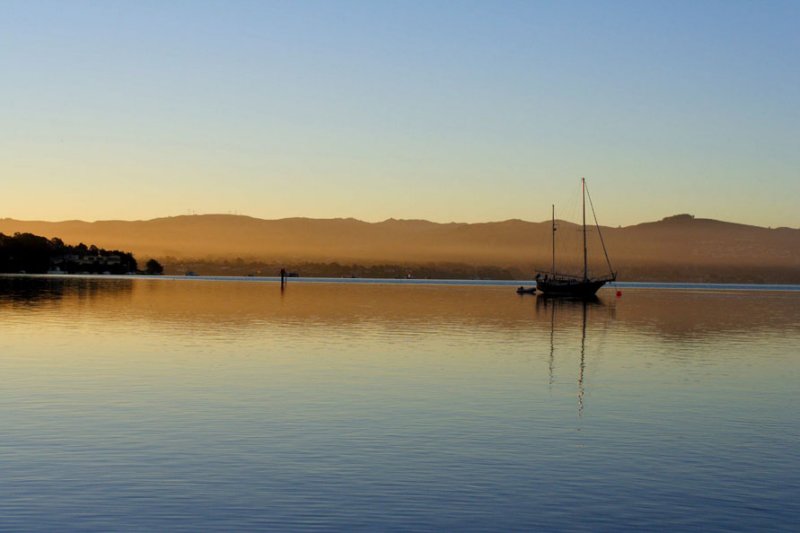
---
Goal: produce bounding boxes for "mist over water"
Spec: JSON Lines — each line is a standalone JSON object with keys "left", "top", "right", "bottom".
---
{"left": 1, "top": 277, "right": 798, "bottom": 531}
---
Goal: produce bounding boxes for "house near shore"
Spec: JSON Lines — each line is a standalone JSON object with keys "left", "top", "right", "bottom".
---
{"left": 52, "top": 254, "right": 122, "bottom": 267}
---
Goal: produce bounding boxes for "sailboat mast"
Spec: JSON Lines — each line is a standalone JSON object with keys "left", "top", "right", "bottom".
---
{"left": 551, "top": 204, "right": 556, "bottom": 274}
{"left": 582, "top": 177, "right": 588, "bottom": 281}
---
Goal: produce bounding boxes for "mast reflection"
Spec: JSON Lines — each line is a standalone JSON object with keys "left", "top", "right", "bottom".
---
{"left": 536, "top": 295, "right": 602, "bottom": 417}
{"left": 548, "top": 300, "right": 555, "bottom": 389}
{"left": 578, "top": 300, "right": 587, "bottom": 417}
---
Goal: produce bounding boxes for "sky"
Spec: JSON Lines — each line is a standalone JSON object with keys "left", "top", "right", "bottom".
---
{"left": 2, "top": 0, "right": 798, "bottom": 227}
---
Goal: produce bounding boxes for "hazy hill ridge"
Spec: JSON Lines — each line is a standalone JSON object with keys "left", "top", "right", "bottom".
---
{"left": 1, "top": 214, "right": 798, "bottom": 282}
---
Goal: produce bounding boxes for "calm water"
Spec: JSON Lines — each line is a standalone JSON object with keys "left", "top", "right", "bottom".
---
{"left": 1, "top": 276, "right": 798, "bottom": 531}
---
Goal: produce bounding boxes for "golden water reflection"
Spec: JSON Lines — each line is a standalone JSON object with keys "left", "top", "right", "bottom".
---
{"left": 1, "top": 276, "right": 798, "bottom": 531}
{"left": 1, "top": 277, "right": 797, "bottom": 341}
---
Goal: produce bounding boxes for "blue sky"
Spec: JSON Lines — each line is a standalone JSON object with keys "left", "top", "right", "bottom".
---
{"left": 2, "top": 0, "right": 798, "bottom": 226}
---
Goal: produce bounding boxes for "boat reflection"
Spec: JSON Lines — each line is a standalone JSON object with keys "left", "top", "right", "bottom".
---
{"left": 535, "top": 295, "right": 609, "bottom": 416}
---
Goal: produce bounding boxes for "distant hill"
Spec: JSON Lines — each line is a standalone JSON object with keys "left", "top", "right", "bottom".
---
{"left": 0, "top": 214, "right": 798, "bottom": 282}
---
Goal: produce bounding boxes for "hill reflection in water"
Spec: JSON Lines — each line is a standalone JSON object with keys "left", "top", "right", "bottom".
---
{"left": 2, "top": 276, "right": 797, "bottom": 340}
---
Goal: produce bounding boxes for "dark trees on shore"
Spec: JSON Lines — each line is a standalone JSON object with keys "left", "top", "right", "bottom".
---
{"left": 145, "top": 259, "right": 164, "bottom": 275}
{"left": 0, "top": 233, "right": 51, "bottom": 273}
{"left": 0, "top": 232, "right": 137, "bottom": 274}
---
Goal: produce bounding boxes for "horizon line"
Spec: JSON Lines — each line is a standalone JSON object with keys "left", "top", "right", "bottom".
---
{"left": 1, "top": 212, "right": 798, "bottom": 231}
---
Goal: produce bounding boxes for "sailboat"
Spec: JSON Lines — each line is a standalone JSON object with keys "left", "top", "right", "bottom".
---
{"left": 536, "top": 178, "right": 616, "bottom": 298}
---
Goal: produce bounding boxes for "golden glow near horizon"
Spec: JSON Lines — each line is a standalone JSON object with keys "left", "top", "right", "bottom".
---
{"left": 2, "top": 2, "right": 798, "bottom": 228}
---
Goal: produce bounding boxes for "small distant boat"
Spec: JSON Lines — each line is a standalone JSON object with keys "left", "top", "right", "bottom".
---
{"left": 536, "top": 178, "right": 616, "bottom": 298}
{"left": 516, "top": 286, "right": 536, "bottom": 295}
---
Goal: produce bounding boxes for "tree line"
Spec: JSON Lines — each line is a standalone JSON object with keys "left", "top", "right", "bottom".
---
{"left": 0, "top": 232, "right": 162, "bottom": 275}
{"left": 161, "top": 257, "right": 522, "bottom": 280}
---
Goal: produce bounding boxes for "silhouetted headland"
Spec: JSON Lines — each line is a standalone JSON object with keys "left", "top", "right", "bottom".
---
{"left": 0, "top": 232, "right": 160, "bottom": 275}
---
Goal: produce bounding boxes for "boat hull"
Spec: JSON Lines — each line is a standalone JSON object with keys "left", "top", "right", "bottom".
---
{"left": 536, "top": 278, "right": 609, "bottom": 298}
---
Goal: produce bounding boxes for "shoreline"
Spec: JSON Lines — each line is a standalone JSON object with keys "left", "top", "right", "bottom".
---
{"left": 2, "top": 273, "right": 800, "bottom": 292}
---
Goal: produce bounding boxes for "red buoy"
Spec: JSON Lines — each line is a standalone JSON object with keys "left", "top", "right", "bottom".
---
{"left": 616, "top": 290, "right": 622, "bottom": 298}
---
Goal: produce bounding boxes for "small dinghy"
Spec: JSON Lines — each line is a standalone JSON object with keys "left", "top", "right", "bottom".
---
{"left": 516, "top": 286, "right": 536, "bottom": 295}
